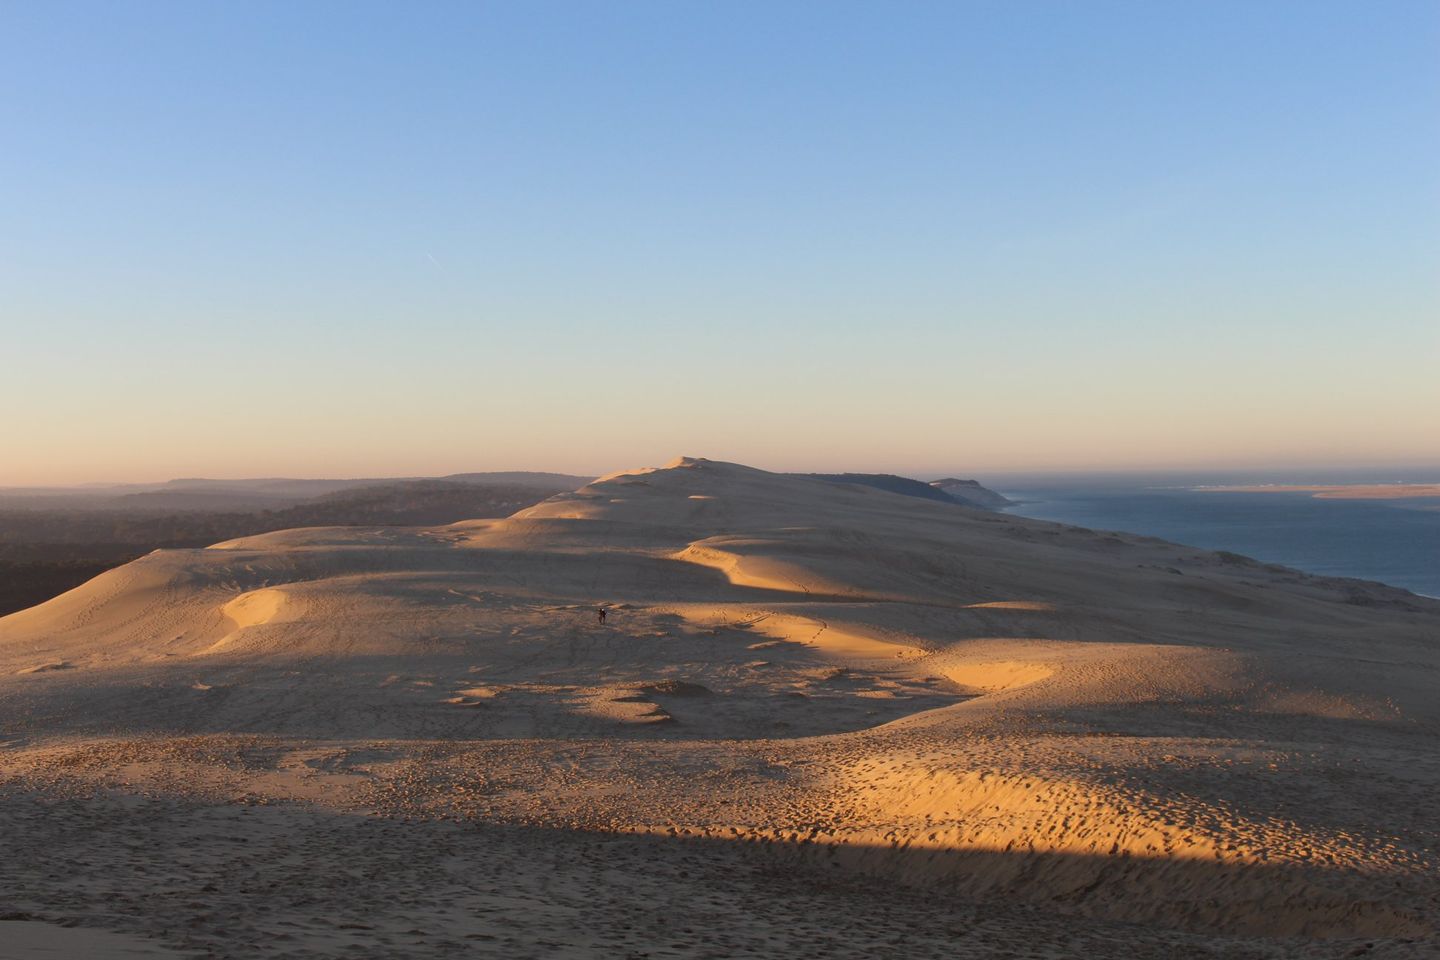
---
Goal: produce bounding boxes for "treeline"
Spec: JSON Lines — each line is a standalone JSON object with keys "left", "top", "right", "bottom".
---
{"left": 0, "top": 480, "right": 557, "bottom": 617}
{"left": 0, "top": 544, "right": 151, "bottom": 620}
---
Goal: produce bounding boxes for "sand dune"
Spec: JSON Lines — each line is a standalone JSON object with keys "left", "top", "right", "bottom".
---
{"left": 2, "top": 456, "right": 1438, "bottom": 957}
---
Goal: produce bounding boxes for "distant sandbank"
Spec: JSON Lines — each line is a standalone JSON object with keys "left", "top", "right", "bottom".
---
{"left": 1200, "top": 483, "right": 1440, "bottom": 500}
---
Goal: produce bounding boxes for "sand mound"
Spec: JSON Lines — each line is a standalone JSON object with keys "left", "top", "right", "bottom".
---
{"left": 200, "top": 588, "right": 297, "bottom": 655}
{"left": 221, "top": 587, "right": 289, "bottom": 631}
{"left": 940, "top": 658, "right": 1054, "bottom": 694}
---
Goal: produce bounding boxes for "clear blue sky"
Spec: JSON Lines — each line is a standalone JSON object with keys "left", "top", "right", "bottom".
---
{"left": 3, "top": 1, "right": 1437, "bottom": 483}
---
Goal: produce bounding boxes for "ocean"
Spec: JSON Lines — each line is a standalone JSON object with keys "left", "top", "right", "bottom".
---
{"left": 992, "top": 476, "right": 1440, "bottom": 599}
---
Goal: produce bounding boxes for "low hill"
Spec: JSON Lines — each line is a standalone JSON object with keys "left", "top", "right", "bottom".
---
{"left": 0, "top": 471, "right": 594, "bottom": 512}
{"left": 929, "top": 477, "right": 1014, "bottom": 508}
{"left": 442, "top": 471, "right": 595, "bottom": 489}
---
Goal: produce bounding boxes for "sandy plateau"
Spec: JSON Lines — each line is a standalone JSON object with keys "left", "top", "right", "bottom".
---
{"left": 2, "top": 457, "right": 1438, "bottom": 958}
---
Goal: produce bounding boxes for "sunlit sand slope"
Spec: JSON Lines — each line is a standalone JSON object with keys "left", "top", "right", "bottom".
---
{"left": 2, "top": 457, "right": 1437, "bottom": 956}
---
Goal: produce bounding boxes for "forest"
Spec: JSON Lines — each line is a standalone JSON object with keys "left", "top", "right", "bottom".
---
{"left": 0, "top": 480, "right": 562, "bottom": 617}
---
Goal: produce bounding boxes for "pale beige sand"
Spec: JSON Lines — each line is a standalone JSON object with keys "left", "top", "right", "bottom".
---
{"left": 2, "top": 457, "right": 1438, "bottom": 957}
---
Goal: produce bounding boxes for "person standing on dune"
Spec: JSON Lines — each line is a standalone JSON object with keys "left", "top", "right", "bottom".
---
{"left": 597, "top": 606, "right": 607, "bottom": 624}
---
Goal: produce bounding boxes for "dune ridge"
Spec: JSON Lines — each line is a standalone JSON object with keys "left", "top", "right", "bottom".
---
{"left": 2, "top": 456, "right": 1438, "bottom": 957}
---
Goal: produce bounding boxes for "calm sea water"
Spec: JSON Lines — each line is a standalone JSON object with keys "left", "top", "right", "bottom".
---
{"left": 993, "top": 480, "right": 1440, "bottom": 598}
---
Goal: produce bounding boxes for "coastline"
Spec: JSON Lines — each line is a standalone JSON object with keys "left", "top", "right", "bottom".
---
{"left": 998, "top": 485, "right": 1440, "bottom": 599}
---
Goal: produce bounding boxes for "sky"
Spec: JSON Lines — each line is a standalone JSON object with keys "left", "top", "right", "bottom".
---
{"left": 2, "top": 1, "right": 1437, "bottom": 484}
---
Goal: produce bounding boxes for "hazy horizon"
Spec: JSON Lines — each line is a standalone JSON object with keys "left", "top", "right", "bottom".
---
{"left": 8, "top": 456, "right": 1440, "bottom": 491}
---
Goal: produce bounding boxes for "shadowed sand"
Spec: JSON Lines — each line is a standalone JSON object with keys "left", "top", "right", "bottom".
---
{"left": 2, "top": 457, "right": 1438, "bottom": 957}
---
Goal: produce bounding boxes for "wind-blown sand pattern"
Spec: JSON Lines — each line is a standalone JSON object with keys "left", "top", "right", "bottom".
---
{"left": 2, "top": 457, "right": 1437, "bottom": 957}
